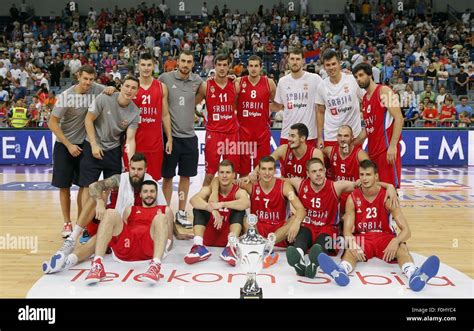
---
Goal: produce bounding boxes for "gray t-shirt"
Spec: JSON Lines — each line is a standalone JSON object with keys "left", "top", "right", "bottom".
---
{"left": 159, "top": 71, "right": 202, "bottom": 138}
{"left": 87, "top": 92, "right": 140, "bottom": 151}
{"left": 51, "top": 83, "right": 105, "bottom": 144}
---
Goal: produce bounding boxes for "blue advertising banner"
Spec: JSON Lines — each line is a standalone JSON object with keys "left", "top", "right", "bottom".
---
{"left": 0, "top": 130, "right": 53, "bottom": 165}
{"left": 0, "top": 129, "right": 470, "bottom": 166}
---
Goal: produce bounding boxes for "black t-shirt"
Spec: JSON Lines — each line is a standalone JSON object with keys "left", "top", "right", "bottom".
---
{"left": 456, "top": 72, "right": 468, "bottom": 84}
{"left": 306, "top": 64, "right": 316, "bottom": 73}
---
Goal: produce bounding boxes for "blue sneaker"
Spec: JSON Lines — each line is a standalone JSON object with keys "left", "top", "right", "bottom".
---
{"left": 409, "top": 256, "right": 440, "bottom": 292}
{"left": 184, "top": 245, "right": 211, "bottom": 264}
{"left": 318, "top": 253, "right": 350, "bottom": 287}
{"left": 220, "top": 246, "right": 237, "bottom": 266}
{"left": 79, "top": 230, "right": 90, "bottom": 245}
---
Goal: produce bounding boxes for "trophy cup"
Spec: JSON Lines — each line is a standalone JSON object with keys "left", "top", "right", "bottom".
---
{"left": 228, "top": 214, "right": 276, "bottom": 299}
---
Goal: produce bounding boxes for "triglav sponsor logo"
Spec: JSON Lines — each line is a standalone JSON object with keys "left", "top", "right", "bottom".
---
{"left": 0, "top": 233, "right": 38, "bottom": 253}
{"left": 18, "top": 305, "right": 55, "bottom": 325}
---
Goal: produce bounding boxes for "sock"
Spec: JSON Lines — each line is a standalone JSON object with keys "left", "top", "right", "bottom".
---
{"left": 166, "top": 239, "right": 172, "bottom": 251}
{"left": 93, "top": 256, "right": 103, "bottom": 263}
{"left": 178, "top": 209, "right": 186, "bottom": 216}
{"left": 194, "top": 236, "right": 203, "bottom": 246}
{"left": 70, "top": 225, "right": 84, "bottom": 241}
{"left": 65, "top": 254, "right": 78, "bottom": 269}
{"left": 402, "top": 262, "right": 417, "bottom": 279}
{"left": 152, "top": 258, "right": 161, "bottom": 264}
{"left": 339, "top": 261, "right": 353, "bottom": 274}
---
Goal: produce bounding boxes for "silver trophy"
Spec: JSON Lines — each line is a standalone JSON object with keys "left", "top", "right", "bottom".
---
{"left": 228, "top": 214, "right": 276, "bottom": 299}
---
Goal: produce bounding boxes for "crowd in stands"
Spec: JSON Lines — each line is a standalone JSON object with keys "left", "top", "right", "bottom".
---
{"left": 0, "top": 0, "right": 472, "bottom": 129}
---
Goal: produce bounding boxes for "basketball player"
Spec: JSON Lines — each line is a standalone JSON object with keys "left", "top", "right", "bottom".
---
{"left": 79, "top": 75, "right": 141, "bottom": 207}
{"left": 236, "top": 55, "right": 276, "bottom": 176}
{"left": 239, "top": 156, "right": 306, "bottom": 268}
{"left": 159, "top": 50, "right": 203, "bottom": 228}
{"left": 184, "top": 160, "right": 249, "bottom": 266}
{"left": 84, "top": 180, "right": 170, "bottom": 284}
{"left": 315, "top": 49, "right": 365, "bottom": 149}
{"left": 352, "top": 63, "right": 404, "bottom": 188}
{"left": 323, "top": 125, "right": 369, "bottom": 214}
{"left": 285, "top": 158, "right": 398, "bottom": 278}
{"left": 43, "top": 181, "right": 172, "bottom": 285}
{"left": 318, "top": 160, "right": 440, "bottom": 292}
{"left": 48, "top": 65, "right": 115, "bottom": 237}
{"left": 272, "top": 48, "right": 323, "bottom": 147}
{"left": 123, "top": 53, "right": 172, "bottom": 180}
{"left": 196, "top": 53, "right": 240, "bottom": 186}
{"left": 249, "top": 123, "right": 324, "bottom": 179}
{"left": 42, "top": 154, "right": 171, "bottom": 274}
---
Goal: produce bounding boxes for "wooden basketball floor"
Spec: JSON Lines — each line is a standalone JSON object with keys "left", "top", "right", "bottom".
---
{"left": 0, "top": 165, "right": 472, "bottom": 298}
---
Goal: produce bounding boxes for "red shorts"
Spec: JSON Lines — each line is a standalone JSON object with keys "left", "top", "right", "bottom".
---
{"left": 205, "top": 130, "right": 240, "bottom": 175}
{"left": 238, "top": 131, "right": 271, "bottom": 176}
{"left": 302, "top": 223, "right": 339, "bottom": 246}
{"left": 123, "top": 150, "right": 163, "bottom": 181}
{"left": 256, "top": 221, "right": 287, "bottom": 248}
{"left": 355, "top": 232, "right": 396, "bottom": 262}
{"left": 370, "top": 151, "right": 401, "bottom": 188}
{"left": 203, "top": 219, "right": 231, "bottom": 247}
{"left": 109, "top": 205, "right": 166, "bottom": 261}
{"left": 280, "top": 138, "right": 316, "bottom": 147}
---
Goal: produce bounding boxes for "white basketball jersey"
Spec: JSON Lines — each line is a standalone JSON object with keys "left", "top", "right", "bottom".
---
{"left": 315, "top": 73, "right": 365, "bottom": 142}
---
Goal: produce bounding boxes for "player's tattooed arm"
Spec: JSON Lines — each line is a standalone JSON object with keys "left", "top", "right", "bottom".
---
{"left": 89, "top": 174, "right": 121, "bottom": 199}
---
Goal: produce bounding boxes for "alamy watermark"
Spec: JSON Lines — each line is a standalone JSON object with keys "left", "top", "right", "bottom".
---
{"left": 0, "top": 233, "right": 38, "bottom": 253}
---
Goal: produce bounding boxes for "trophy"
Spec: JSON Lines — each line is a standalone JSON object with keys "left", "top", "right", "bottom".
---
{"left": 228, "top": 214, "right": 276, "bottom": 299}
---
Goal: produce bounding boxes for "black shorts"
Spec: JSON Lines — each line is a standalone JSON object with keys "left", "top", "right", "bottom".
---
{"left": 78, "top": 141, "right": 122, "bottom": 187}
{"left": 51, "top": 141, "right": 83, "bottom": 188}
{"left": 193, "top": 208, "right": 245, "bottom": 226}
{"left": 162, "top": 135, "right": 198, "bottom": 178}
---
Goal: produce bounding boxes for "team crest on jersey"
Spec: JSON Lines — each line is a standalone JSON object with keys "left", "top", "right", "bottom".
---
{"left": 344, "top": 85, "right": 349, "bottom": 93}
{"left": 330, "top": 107, "right": 338, "bottom": 116}
{"left": 255, "top": 187, "right": 260, "bottom": 196}
{"left": 288, "top": 153, "right": 293, "bottom": 161}
{"left": 303, "top": 83, "right": 308, "bottom": 91}
{"left": 356, "top": 198, "right": 361, "bottom": 207}
{"left": 242, "top": 82, "right": 247, "bottom": 89}
{"left": 303, "top": 185, "right": 308, "bottom": 194}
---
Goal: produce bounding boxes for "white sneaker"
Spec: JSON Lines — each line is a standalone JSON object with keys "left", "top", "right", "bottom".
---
{"left": 175, "top": 210, "right": 193, "bottom": 229}
{"left": 60, "top": 237, "right": 76, "bottom": 256}
{"left": 61, "top": 222, "right": 73, "bottom": 238}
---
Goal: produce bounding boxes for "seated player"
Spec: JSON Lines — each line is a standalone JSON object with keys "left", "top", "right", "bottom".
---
{"left": 42, "top": 153, "right": 172, "bottom": 273}
{"left": 323, "top": 125, "right": 369, "bottom": 214}
{"left": 285, "top": 158, "right": 398, "bottom": 278}
{"left": 42, "top": 181, "right": 171, "bottom": 285}
{"left": 318, "top": 160, "right": 440, "bottom": 292}
{"left": 240, "top": 156, "right": 306, "bottom": 267}
{"left": 249, "top": 123, "right": 324, "bottom": 179}
{"left": 184, "top": 160, "right": 249, "bottom": 266}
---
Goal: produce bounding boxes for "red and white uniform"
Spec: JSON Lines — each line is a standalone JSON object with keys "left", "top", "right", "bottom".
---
{"left": 298, "top": 178, "right": 339, "bottom": 244}
{"left": 361, "top": 84, "right": 401, "bottom": 188}
{"left": 110, "top": 205, "right": 167, "bottom": 261}
{"left": 237, "top": 76, "right": 271, "bottom": 175}
{"left": 351, "top": 187, "right": 397, "bottom": 261}
{"left": 315, "top": 73, "right": 364, "bottom": 146}
{"left": 251, "top": 178, "right": 288, "bottom": 247}
{"left": 204, "top": 184, "right": 240, "bottom": 247}
{"left": 205, "top": 79, "right": 239, "bottom": 174}
{"left": 329, "top": 145, "right": 362, "bottom": 214}
{"left": 280, "top": 144, "right": 315, "bottom": 178}
{"left": 124, "top": 79, "right": 164, "bottom": 180}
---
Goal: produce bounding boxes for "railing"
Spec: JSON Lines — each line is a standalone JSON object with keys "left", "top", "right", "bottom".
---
{"left": 447, "top": 4, "right": 461, "bottom": 24}
{"left": 343, "top": 8, "right": 356, "bottom": 37}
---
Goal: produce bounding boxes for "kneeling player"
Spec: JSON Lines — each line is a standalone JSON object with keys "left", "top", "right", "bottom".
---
{"left": 185, "top": 160, "right": 249, "bottom": 266}
{"left": 318, "top": 160, "right": 440, "bottom": 292}
{"left": 69, "top": 181, "right": 171, "bottom": 284}
{"left": 285, "top": 158, "right": 398, "bottom": 278}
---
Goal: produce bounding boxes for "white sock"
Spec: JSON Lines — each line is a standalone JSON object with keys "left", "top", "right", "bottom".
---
{"left": 65, "top": 254, "right": 78, "bottom": 268}
{"left": 70, "top": 225, "right": 84, "bottom": 241}
{"left": 166, "top": 239, "right": 172, "bottom": 251}
{"left": 402, "top": 262, "right": 417, "bottom": 279}
{"left": 152, "top": 258, "right": 161, "bottom": 264}
{"left": 179, "top": 209, "right": 186, "bottom": 215}
{"left": 194, "top": 236, "right": 203, "bottom": 246}
{"left": 340, "top": 261, "right": 353, "bottom": 274}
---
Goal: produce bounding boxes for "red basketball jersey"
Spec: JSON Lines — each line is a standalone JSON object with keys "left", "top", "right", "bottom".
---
{"left": 107, "top": 190, "right": 141, "bottom": 209}
{"left": 298, "top": 178, "right": 340, "bottom": 227}
{"left": 205, "top": 79, "right": 238, "bottom": 133}
{"left": 361, "top": 84, "right": 401, "bottom": 157}
{"left": 251, "top": 178, "right": 287, "bottom": 225}
{"left": 351, "top": 187, "right": 396, "bottom": 235}
{"left": 127, "top": 205, "right": 166, "bottom": 229}
{"left": 211, "top": 184, "right": 240, "bottom": 224}
{"left": 237, "top": 75, "right": 271, "bottom": 137}
{"left": 330, "top": 145, "right": 361, "bottom": 182}
{"left": 133, "top": 79, "right": 163, "bottom": 152}
{"left": 281, "top": 145, "right": 315, "bottom": 178}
